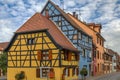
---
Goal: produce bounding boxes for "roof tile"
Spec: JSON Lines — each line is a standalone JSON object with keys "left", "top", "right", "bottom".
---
{"left": 0, "top": 42, "right": 9, "bottom": 51}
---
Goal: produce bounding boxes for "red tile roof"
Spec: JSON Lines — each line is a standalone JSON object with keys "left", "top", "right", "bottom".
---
{"left": 67, "top": 13, "right": 105, "bottom": 41}
{"left": 16, "top": 13, "right": 78, "bottom": 52}
{"left": 0, "top": 42, "right": 9, "bottom": 51}
{"left": 0, "top": 47, "right": 2, "bottom": 51}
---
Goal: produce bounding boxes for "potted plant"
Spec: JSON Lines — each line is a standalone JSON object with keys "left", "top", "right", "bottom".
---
{"left": 15, "top": 71, "right": 25, "bottom": 80}
{"left": 80, "top": 67, "right": 88, "bottom": 80}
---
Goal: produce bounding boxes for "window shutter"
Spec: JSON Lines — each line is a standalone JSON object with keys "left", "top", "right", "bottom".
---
{"left": 63, "top": 68, "right": 66, "bottom": 76}
{"left": 64, "top": 50, "right": 68, "bottom": 60}
{"left": 49, "top": 50, "right": 52, "bottom": 60}
{"left": 75, "top": 54, "right": 79, "bottom": 61}
{"left": 37, "top": 51, "right": 42, "bottom": 60}
{"left": 76, "top": 68, "right": 79, "bottom": 76}
{"left": 62, "top": 68, "right": 66, "bottom": 80}
{"left": 66, "top": 51, "right": 69, "bottom": 61}
{"left": 68, "top": 52, "right": 72, "bottom": 61}
{"left": 36, "top": 68, "right": 40, "bottom": 78}
{"left": 72, "top": 68, "right": 75, "bottom": 76}
{"left": 68, "top": 68, "right": 70, "bottom": 76}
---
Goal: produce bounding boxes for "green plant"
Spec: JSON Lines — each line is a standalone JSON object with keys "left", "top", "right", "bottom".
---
{"left": 80, "top": 67, "right": 88, "bottom": 80}
{"left": 15, "top": 71, "right": 25, "bottom": 80}
{"left": 0, "top": 52, "right": 7, "bottom": 75}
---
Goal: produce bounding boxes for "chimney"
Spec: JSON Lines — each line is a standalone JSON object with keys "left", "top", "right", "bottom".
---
{"left": 87, "top": 23, "right": 95, "bottom": 30}
{"left": 76, "top": 14, "right": 78, "bottom": 19}
{"left": 95, "top": 24, "right": 102, "bottom": 33}
{"left": 73, "top": 12, "right": 78, "bottom": 19}
{"left": 45, "top": 8, "right": 49, "bottom": 19}
{"left": 73, "top": 12, "right": 76, "bottom": 17}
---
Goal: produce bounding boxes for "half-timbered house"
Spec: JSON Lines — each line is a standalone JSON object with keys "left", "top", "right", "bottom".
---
{"left": 41, "top": 0, "right": 92, "bottom": 77}
{"left": 5, "top": 13, "right": 80, "bottom": 80}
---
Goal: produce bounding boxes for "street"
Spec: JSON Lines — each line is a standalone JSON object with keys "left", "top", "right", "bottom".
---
{"left": 0, "top": 76, "right": 6, "bottom": 80}
{"left": 0, "top": 72, "right": 120, "bottom": 80}
{"left": 87, "top": 72, "right": 120, "bottom": 80}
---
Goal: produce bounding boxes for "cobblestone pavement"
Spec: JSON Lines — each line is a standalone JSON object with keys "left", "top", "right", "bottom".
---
{"left": 0, "top": 76, "right": 7, "bottom": 80}
{"left": 0, "top": 72, "right": 120, "bottom": 80}
{"left": 87, "top": 72, "right": 120, "bottom": 80}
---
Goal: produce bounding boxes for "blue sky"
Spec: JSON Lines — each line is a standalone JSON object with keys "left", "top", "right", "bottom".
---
{"left": 0, "top": 0, "right": 120, "bottom": 54}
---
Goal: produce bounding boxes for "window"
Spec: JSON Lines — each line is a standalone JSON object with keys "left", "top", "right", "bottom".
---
{"left": 75, "top": 54, "right": 79, "bottom": 61}
{"left": 100, "top": 39, "right": 102, "bottom": 45}
{"left": 42, "top": 68, "right": 49, "bottom": 77}
{"left": 76, "top": 68, "right": 79, "bottom": 76}
{"left": 97, "top": 50, "right": 99, "bottom": 59}
{"left": 37, "top": 50, "right": 52, "bottom": 60}
{"left": 42, "top": 51, "right": 49, "bottom": 60}
{"left": 86, "top": 37, "right": 89, "bottom": 43}
{"left": 102, "top": 41, "right": 104, "bottom": 47}
{"left": 27, "top": 38, "right": 35, "bottom": 45}
{"left": 83, "top": 65, "right": 87, "bottom": 68}
{"left": 36, "top": 68, "right": 54, "bottom": 78}
{"left": 78, "top": 32, "right": 82, "bottom": 39}
{"left": 82, "top": 49, "right": 86, "bottom": 57}
{"left": 63, "top": 50, "right": 72, "bottom": 61}
{"left": 97, "top": 37, "right": 99, "bottom": 43}
{"left": 72, "top": 68, "right": 79, "bottom": 76}
{"left": 89, "top": 38, "right": 92, "bottom": 44}
{"left": 94, "top": 50, "right": 96, "bottom": 58}
{"left": 58, "top": 21, "right": 62, "bottom": 26}
{"left": 98, "top": 64, "right": 99, "bottom": 72}
{"left": 63, "top": 68, "right": 70, "bottom": 77}
{"left": 82, "top": 35, "right": 85, "bottom": 41}
{"left": 72, "top": 68, "right": 75, "bottom": 76}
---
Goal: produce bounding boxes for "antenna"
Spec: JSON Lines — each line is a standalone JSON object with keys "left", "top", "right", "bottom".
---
{"left": 75, "top": 9, "right": 84, "bottom": 22}
{"left": 60, "top": 0, "right": 64, "bottom": 10}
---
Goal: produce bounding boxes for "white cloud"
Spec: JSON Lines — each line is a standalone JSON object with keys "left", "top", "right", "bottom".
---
{"left": 0, "top": 0, "right": 46, "bottom": 42}
{"left": 102, "top": 19, "right": 120, "bottom": 53}
{"left": 65, "top": 0, "right": 76, "bottom": 7}
{"left": 0, "top": 19, "right": 15, "bottom": 42}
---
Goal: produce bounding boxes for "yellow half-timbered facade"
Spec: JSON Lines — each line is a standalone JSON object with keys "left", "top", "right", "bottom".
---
{"left": 5, "top": 13, "right": 79, "bottom": 80}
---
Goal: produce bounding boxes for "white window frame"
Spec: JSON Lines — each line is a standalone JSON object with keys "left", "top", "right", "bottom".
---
{"left": 40, "top": 67, "right": 51, "bottom": 78}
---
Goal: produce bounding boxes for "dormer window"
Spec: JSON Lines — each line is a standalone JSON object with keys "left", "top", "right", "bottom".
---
{"left": 27, "top": 38, "right": 35, "bottom": 45}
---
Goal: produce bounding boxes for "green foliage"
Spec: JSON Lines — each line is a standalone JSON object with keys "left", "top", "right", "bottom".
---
{"left": 0, "top": 52, "right": 7, "bottom": 75}
{"left": 15, "top": 71, "right": 25, "bottom": 80}
{"left": 80, "top": 67, "right": 88, "bottom": 76}
{"left": 80, "top": 67, "right": 88, "bottom": 80}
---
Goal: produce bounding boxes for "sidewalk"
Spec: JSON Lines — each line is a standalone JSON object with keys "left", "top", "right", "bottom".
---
{"left": 86, "top": 72, "right": 120, "bottom": 80}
